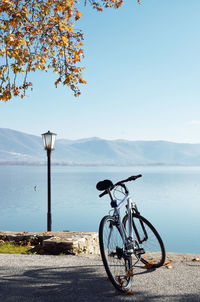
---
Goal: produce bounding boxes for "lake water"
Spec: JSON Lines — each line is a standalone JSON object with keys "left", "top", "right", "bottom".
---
{"left": 0, "top": 165, "right": 200, "bottom": 254}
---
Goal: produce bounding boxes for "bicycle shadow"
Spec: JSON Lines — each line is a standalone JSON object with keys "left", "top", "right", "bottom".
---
{"left": 0, "top": 263, "right": 199, "bottom": 302}
{"left": 133, "top": 264, "right": 156, "bottom": 276}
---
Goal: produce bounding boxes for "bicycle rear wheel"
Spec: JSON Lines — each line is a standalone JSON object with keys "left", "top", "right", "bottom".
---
{"left": 123, "top": 213, "right": 165, "bottom": 268}
{"left": 99, "top": 215, "right": 133, "bottom": 292}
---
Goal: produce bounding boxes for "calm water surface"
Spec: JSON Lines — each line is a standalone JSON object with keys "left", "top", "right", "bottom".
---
{"left": 0, "top": 165, "right": 200, "bottom": 253}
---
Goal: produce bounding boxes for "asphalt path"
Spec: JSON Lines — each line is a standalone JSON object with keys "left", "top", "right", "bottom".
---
{"left": 0, "top": 253, "right": 200, "bottom": 302}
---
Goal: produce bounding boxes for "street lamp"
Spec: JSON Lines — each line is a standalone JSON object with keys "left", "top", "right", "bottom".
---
{"left": 42, "top": 130, "right": 57, "bottom": 232}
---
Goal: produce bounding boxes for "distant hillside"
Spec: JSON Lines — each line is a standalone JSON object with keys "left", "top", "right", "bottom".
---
{"left": 0, "top": 128, "right": 200, "bottom": 166}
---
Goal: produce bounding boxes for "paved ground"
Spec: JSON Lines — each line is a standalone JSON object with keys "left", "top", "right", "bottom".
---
{"left": 0, "top": 253, "right": 200, "bottom": 302}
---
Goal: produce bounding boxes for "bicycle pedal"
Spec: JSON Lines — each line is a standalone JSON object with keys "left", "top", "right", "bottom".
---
{"left": 116, "top": 246, "right": 124, "bottom": 259}
{"left": 135, "top": 248, "right": 145, "bottom": 255}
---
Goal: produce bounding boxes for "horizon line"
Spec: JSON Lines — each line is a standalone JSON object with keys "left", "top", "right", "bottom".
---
{"left": 1, "top": 127, "right": 200, "bottom": 145}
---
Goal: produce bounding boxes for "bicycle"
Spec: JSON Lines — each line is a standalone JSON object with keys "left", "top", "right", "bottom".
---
{"left": 96, "top": 174, "right": 166, "bottom": 293}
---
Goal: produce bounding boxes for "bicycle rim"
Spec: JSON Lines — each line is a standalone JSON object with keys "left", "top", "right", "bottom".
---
{"left": 99, "top": 215, "right": 133, "bottom": 292}
{"left": 123, "top": 213, "right": 165, "bottom": 268}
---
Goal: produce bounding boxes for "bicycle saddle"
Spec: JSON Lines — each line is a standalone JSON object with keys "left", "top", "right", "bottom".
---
{"left": 96, "top": 179, "right": 113, "bottom": 191}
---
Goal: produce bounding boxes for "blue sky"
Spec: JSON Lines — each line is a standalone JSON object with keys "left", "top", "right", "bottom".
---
{"left": 1, "top": 0, "right": 200, "bottom": 143}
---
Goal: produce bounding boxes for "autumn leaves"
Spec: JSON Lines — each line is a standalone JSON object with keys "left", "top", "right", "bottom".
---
{"left": 0, "top": 0, "right": 85, "bottom": 100}
{"left": 0, "top": 0, "right": 141, "bottom": 101}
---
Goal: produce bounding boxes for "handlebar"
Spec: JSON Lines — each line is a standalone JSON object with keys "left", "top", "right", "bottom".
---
{"left": 97, "top": 174, "right": 142, "bottom": 198}
{"left": 115, "top": 174, "right": 142, "bottom": 186}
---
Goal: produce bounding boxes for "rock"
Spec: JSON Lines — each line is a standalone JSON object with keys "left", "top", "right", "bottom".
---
{"left": 42, "top": 232, "right": 100, "bottom": 255}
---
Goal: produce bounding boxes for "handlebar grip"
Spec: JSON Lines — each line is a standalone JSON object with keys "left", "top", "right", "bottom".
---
{"left": 99, "top": 190, "right": 108, "bottom": 198}
{"left": 128, "top": 174, "right": 142, "bottom": 181}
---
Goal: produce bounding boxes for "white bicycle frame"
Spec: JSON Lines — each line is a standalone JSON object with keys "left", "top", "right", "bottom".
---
{"left": 110, "top": 193, "right": 138, "bottom": 251}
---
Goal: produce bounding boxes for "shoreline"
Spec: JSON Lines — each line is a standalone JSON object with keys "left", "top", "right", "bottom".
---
{"left": 0, "top": 230, "right": 199, "bottom": 260}
{"left": 1, "top": 163, "right": 200, "bottom": 167}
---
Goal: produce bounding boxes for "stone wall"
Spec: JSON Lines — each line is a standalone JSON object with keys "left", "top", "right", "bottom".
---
{"left": 0, "top": 231, "right": 100, "bottom": 255}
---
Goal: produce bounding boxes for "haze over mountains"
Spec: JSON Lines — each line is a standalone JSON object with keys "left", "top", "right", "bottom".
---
{"left": 1, "top": 128, "right": 200, "bottom": 166}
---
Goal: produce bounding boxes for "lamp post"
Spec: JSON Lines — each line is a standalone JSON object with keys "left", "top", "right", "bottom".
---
{"left": 42, "top": 130, "right": 57, "bottom": 232}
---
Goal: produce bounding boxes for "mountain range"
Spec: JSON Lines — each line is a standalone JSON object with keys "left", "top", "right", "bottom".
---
{"left": 0, "top": 128, "right": 200, "bottom": 166}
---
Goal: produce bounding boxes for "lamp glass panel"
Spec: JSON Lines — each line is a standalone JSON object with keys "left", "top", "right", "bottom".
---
{"left": 42, "top": 131, "right": 56, "bottom": 150}
{"left": 51, "top": 134, "right": 56, "bottom": 150}
{"left": 45, "top": 133, "right": 52, "bottom": 150}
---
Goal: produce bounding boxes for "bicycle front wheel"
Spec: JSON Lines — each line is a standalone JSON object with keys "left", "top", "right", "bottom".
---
{"left": 123, "top": 213, "right": 165, "bottom": 268}
{"left": 99, "top": 215, "right": 133, "bottom": 292}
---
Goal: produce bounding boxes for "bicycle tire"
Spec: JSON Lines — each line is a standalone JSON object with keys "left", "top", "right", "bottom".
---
{"left": 123, "top": 213, "right": 165, "bottom": 268}
{"left": 99, "top": 215, "right": 133, "bottom": 292}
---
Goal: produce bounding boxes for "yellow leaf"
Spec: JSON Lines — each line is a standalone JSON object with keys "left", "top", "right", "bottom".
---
{"left": 67, "top": 27, "right": 73, "bottom": 33}
{"left": 75, "top": 11, "right": 82, "bottom": 20}
{"left": 62, "top": 36, "right": 68, "bottom": 44}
